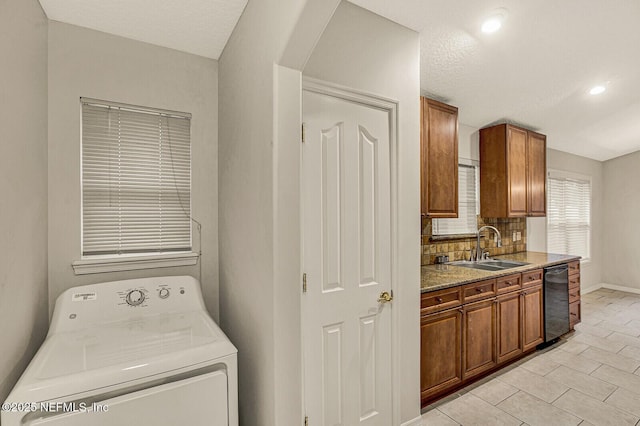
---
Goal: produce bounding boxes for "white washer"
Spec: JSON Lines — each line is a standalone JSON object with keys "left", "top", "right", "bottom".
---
{"left": 2, "top": 276, "right": 238, "bottom": 426}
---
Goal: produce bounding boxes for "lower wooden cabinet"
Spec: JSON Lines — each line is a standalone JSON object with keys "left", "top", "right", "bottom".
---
{"left": 522, "top": 284, "right": 544, "bottom": 351}
{"left": 497, "top": 291, "right": 522, "bottom": 363}
{"left": 421, "top": 268, "right": 547, "bottom": 406}
{"left": 569, "top": 301, "right": 581, "bottom": 329}
{"left": 569, "top": 262, "right": 582, "bottom": 329}
{"left": 420, "top": 307, "right": 463, "bottom": 401}
{"left": 463, "top": 299, "right": 497, "bottom": 379}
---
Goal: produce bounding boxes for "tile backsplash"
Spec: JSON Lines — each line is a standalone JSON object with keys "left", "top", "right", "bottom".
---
{"left": 421, "top": 216, "right": 527, "bottom": 265}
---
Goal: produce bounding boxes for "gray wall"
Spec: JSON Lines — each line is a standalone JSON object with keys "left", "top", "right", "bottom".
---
{"left": 602, "top": 150, "right": 640, "bottom": 289}
{"left": 47, "top": 23, "right": 219, "bottom": 317}
{"left": 218, "top": 0, "right": 309, "bottom": 422}
{"left": 0, "top": 0, "right": 49, "bottom": 402}
{"left": 304, "top": 2, "right": 422, "bottom": 422}
{"left": 527, "top": 148, "right": 604, "bottom": 290}
{"left": 458, "top": 123, "right": 480, "bottom": 161}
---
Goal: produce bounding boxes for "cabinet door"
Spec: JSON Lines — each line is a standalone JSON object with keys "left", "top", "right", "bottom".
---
{"left": 570, "top": 301, "right": 581, "bottom": 330}
{"left": 421, "top": 97, "right": 458, "bottom": 218}
{"left": 569, "top": 267, "right": 581, "bottom": 330}
{"left": 522, "top": 284, "right": 544, "bottom": 351}
{"left": 506, "top": 126, "right": 528, "bottom": 217}
{"left": 463, "top": 299, "right": 497, "bottom": 379}
{"left": 480, "top": 124, "right": 508, "bottom": 218}
{"left": 497, "top": 292, "right": 522, "bottom": 363}
{"left": 421, "top": 307, "right": 463, "bottom": 402}
{"left": 527, "top": 132, "right": 546, "bottom": 216}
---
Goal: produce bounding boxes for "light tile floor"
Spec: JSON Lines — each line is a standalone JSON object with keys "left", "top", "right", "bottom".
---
{"left": 422, "top": 288, "right": 640, "bottom": 426}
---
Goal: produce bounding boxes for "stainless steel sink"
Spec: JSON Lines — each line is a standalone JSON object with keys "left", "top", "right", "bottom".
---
{"left": 482, "top": 259, "right": 530, "bottom": 268}
{"left": 448, "top": 259, "right": 530, "bottom": 271}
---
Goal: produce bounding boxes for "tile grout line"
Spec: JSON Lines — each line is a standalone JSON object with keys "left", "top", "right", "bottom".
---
{"left": 549, "top": 386, "right": 572, "bottom": 405}
{"left": 435, "top": 407, "right": 461, "bottom": 426}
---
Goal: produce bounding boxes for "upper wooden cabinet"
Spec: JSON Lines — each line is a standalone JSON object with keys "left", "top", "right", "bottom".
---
{"left": 479, "top": 124, "right": 546, "bottom": 217}
{"left": 421, "top": 97, "right": 459, "bottom": 218}
{"left": 527, "top": 132, "right": 547, "bottom": 216}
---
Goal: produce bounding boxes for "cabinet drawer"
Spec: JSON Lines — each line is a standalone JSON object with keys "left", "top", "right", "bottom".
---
{"left": 569, "top": 274, "right": 581, "bottom": 290}
{"left": 522, "top": 269, "right": 543, "bottom": 287}
{"left": 568, "top": 261, "right": 580, "bottom": 276}
{"left": 462, "top": 279, "right": 496, "bottom": 303}
{"left": 569, "top": 288, "right": 581, "bottom": 304}
{"left": 570, "top": 301, "right": 581, "bottom": 328}
{"left": 497, "top": 274, "right": 522, "bottom": 294}
{"left": 421, "top": 287, "right": 462, "bottom": 315}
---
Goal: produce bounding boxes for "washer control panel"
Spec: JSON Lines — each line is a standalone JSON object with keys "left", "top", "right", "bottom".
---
{"left": 51, "top": 276, "right": 203, "bottom": 332}
{"left": 117, "top": 283, "right": 186, "bottom": 308}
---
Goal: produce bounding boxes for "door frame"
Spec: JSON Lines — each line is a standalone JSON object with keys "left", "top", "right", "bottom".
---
{"left": 301, "top": 76, "right": 400, "bottom": 425}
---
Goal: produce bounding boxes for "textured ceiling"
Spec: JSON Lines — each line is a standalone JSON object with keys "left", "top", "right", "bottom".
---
{"left": 349, "top": 0, "right": 640, "bottom": 161}
{"left": 38, "top": 0, "right": 247, "bottom": 60}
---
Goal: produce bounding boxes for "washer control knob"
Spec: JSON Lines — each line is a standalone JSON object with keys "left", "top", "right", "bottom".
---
{"left": 126, "top": 289, "right": 145, "bottom": 306}
{"left": 158, "top": 288, "right": 170, "bottom": 299}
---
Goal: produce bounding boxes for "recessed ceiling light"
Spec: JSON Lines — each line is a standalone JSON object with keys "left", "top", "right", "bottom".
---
{"left": 481, "top": 9, "right": 507, "bottom": 34}
{"left": 589, "top": 85, "right": 606, "bottom": 95}
{"left": 482, "top": 17, "right": 502, "bottom": 33}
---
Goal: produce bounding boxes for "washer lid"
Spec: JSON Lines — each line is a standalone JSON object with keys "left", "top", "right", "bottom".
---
{"left": 6, "top": 311, "right": 237, "bottom": 404}
{"left": 37, "top": 311, "right": 222, "bottom": 379}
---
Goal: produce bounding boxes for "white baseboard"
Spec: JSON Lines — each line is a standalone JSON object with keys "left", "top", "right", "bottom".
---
{"left": 600, "top": 283, "right": 640, "bottom": 295}
{"left": 582, "top": 284, "right": 603, "bottom": 294}
{"left": 401, "top": 415, "right": 423, "bottom": 426}
{"left": 583, "top": 283, "right": 640, "bottom": 295}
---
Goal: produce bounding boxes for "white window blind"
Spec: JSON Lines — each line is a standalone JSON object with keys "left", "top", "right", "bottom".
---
{"left": 547, "top": 171, "right": 591, "bottom": 261}
{"left": 81, "top": 99, "right": 192, "bottom": 256}
{"left": 433, "top": 164, "right": 478, "bottom": 235}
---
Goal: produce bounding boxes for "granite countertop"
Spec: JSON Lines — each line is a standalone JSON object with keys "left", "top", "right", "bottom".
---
{"left": 421, "top": 251, "right": 580, "bottom": 293}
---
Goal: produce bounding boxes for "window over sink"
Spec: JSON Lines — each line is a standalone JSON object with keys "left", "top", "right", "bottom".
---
{"left": 432, "top": 161, "right": 479, "bottom": 236}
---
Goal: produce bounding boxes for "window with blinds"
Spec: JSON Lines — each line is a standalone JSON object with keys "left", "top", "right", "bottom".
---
{"left": 81, "top": 99, "right": 192, "bottom": 256}
{"left": 546, "top": 170, "right": 591, "bottom": 261}
{"left": 433, "top": 164, "right": 479, "bottom": 236}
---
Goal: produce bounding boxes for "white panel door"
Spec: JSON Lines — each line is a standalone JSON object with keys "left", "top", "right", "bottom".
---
{"left": 302, "top": 89, "right": 392, "bottom": 426}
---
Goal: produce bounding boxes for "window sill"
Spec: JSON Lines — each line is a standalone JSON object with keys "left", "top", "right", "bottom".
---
{"left": 72, "top": 252, "right": 199, "bottom": 275}
{"left": 430, "top": 233, "right": 478, "bottom": 241}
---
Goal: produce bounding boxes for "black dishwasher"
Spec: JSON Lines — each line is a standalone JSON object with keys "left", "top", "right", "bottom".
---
{"left": 542, "top": 264, "right": 570, "bottom": 345}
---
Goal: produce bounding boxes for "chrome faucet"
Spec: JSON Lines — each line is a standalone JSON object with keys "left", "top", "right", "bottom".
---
{"left": 475, "top": 226, "right": 502, "bottom": 261}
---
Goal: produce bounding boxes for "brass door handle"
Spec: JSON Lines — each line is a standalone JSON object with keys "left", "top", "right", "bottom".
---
{"left": 378, "top": 291, "right": 393, "bottom": 303}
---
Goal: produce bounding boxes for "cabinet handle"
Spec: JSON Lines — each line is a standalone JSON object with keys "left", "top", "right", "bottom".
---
{"left": 529, "top": 276, "right": 535, "bottom": 281}
{"left": 570, "top": 293, "right": 577, "bottom": 297}
{"left": 570, "top": 312, "right": 577, "bottom": 316}
{"left": 436, "top": 297, "right": 443, "bottom": 303}
{"left": 476, "top": 288, "right": 484, "bottom": 293}
{"left": 459, "top": 308, "right": 464, "bottom": 314}
{"left": 522, "top": 291, "right": 527, "bottom": 296}
{"left": 506, "top": 281, "right": 512, "bottom": 285}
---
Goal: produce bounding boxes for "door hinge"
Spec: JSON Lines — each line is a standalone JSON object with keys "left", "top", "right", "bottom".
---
{"left": 304, "top": 415, "right": 308, "bottom": 426}
{"left": 302, "top": 273, "right": 307, "bottom": 293}
{"left": 301, "top": 123, "right": 306, "bottom": 143}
